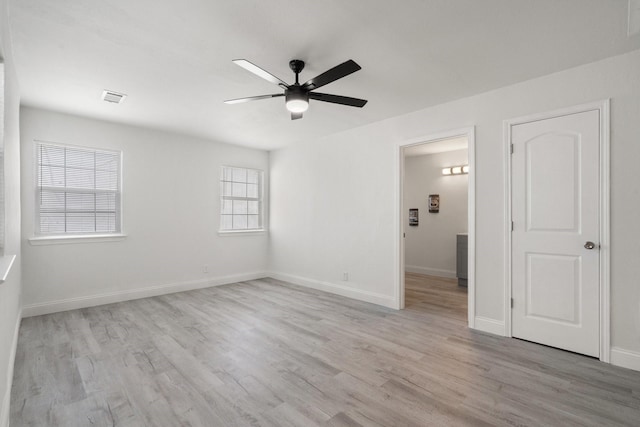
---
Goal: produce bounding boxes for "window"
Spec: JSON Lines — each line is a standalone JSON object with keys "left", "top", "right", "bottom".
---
{"left": 36, "top": 142, "right": 122, "bottom": 235}
{"left": 220, "top": 166, "right": 263, "bottom": 231}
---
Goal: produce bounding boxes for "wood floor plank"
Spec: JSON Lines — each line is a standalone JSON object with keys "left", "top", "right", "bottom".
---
{"left": 10, "top": 273, "right": 640, "bottom": 426}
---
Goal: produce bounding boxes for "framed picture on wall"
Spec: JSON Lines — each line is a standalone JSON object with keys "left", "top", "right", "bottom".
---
{"left": 409, "top": 208, "right": 419, "bottom": 226}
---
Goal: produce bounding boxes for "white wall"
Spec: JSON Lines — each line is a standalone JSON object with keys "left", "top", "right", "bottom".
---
{"left": 404, "top": 149, "right": 468, "bottom": 278}
{"left": 0, "top": 0, "right": 23, "bottom": 424}
{"left": 269, "top": 49, "right": 640, "bottom": 365}
{"left": 269, "top": 136, "right": 397, "bottom": 307}
{"left": 20, "top": 107, "right": 269, "bottom": 315}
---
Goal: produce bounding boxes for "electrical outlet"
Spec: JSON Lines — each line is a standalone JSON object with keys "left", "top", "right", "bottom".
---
{"left": 203, "top": 265, "right": 209, "bottom": 274}
{"left": 343, "top": 272, "right": 349, "bottom": 281}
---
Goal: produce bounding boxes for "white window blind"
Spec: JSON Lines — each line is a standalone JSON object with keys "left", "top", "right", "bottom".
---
{"left": 36, "top": 142, "right": 122, "bottom": 235}
{"left": 220, "top": 166, "right": 262, "bottom": 231}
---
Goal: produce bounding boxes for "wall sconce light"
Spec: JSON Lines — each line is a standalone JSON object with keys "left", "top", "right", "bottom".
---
{"left": 442, "top": 164, "right": 469, "bottom": 176}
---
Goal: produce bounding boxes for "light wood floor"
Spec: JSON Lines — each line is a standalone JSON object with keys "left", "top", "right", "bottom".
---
{"left": 10, "top": 274, "right": 640, "bottom": 426}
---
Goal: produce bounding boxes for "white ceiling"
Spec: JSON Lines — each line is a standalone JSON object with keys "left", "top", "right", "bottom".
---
{"left": 404, "top": 137, "right": 468, "bottom": 157}
{"left": 8, "top": 0, "right": 640, "bottom": 150}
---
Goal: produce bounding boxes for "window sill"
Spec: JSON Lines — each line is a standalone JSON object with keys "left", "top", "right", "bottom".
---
{"left": 0, "top": 254, "right": 16, "bottom": 284}
{"left": 218, "top": 229, "right": 266, "bottom": 237}
{"left": 29, "top": 234, "right": 128, "bottom": 246}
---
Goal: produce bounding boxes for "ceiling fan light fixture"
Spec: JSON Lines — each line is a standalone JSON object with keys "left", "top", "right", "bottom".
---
{"left": 285, "top": 88, "right": 309, "bottom": 113}
{"left": 286, "top": 99, "right": 309, "bottom": 113}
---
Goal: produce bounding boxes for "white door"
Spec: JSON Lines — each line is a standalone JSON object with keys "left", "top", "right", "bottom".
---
{"left": 511, "top": 109, "right": 600, "bottom": 357}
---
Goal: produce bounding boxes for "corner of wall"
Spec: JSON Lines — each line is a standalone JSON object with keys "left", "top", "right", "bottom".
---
{"left": 0, "top": 0, "right": 24, "bottom": 424}
{"left": 0, "top": 309, "right": 21, "bottom": 427}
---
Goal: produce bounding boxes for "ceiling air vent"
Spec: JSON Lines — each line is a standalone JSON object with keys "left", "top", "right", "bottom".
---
{"left": 102, "top": 90, "right": 127, "bottom": 104}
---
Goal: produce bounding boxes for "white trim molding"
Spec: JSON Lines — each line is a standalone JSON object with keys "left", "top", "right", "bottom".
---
{"left": 503, "top": 115, "right": 513, "bottom": 338}
{"left": 0, "top": 254, "right": 16, "bottom": 284}
{"left": 474, "top": 316, "right": 506, "bottom": 336}
{"left": 395, "top": 126, "right": 476, "bottom": 325}
{"left": 1, "top": 309, "right": 22, "bottom": 427}
{"left": 503, "top": 99, "right": 611, "bottom": 362}
{"left": 29, "top": 234, "right": 127, "bottom": 245}
{"left": 268, "top": 271, "right": 396, "bottom": 309}
{"left": 217, "top": 230, "right": 266, "bottom": 237}
{"left": 610, "top": 347, "right": 640, "bottom": 372}
{"left": 22, "top": 272, "right": 267, "bottom": 317}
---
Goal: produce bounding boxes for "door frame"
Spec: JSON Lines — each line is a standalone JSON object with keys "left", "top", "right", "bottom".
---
{"left": 395, "top": 126, "right": 476, "bottom": 327}
{"left": 503, "top": 100, "right": 610, "bottom": 362}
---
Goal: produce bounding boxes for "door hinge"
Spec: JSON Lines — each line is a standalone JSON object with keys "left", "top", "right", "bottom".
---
{"left": 511, "top": 221, "right": 514, "bottom": 231}
{"left": 510, "top": 144, "right": 514, "bottom": 154}
{"left": 511, "top": 298, "right": 514, "bottom": 308}
{"left": 403, "top": 233, "right": 406, "bottom": 238}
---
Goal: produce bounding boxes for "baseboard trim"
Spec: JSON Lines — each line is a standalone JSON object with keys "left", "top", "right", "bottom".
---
{"left": 473, "top": 316, "right": 506, "bottom": 336}
{"left": 1, "top": 308, "right": 22, "bottom": 427}
{"left": 610, "top": 347, "right": 640, "bottom": 372}
{"left": 267, "top": 272, "right": 396, "bottom": 309}
{"left": 22, "top": 272, "right": 267, "bottom": 317}
{"left": 405, "top": 265, "right": 457, "bottom": 279}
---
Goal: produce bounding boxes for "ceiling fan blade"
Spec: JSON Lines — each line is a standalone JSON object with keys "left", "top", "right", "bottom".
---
{"left": 224, "top": 94, "right": 284, "bottom": 104}
{"left": 233, "top": 59, "right": 289, "bottom": 87}
{"left": 309, "top": 92, "right": 367, "bottom": 107}
{"left": 291, "top": 112, "right": 303, "bottom": 120}
{"left": 302, "top": 60, "right": 361, "bottom": 91}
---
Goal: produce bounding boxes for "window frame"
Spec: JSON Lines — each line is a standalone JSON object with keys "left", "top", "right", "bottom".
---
{"left": 219, "top": 165, "right": 264, "bottom": 234}
{"left": 34, "top": 140, "right": 123, "bottom": 238}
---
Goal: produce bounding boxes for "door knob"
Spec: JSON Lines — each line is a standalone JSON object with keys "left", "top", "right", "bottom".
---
{"left": 584, "top": 241, "right": 596, "bottom": 250}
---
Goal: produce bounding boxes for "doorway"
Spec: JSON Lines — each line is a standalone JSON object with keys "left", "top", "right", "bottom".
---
{"left": 396, "top": 127, "right": 476, "bottom": 327}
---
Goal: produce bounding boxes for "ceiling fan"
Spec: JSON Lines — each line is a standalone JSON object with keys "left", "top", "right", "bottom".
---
{"left": 224, "top": 59, "right": 367, "bottom": 120}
